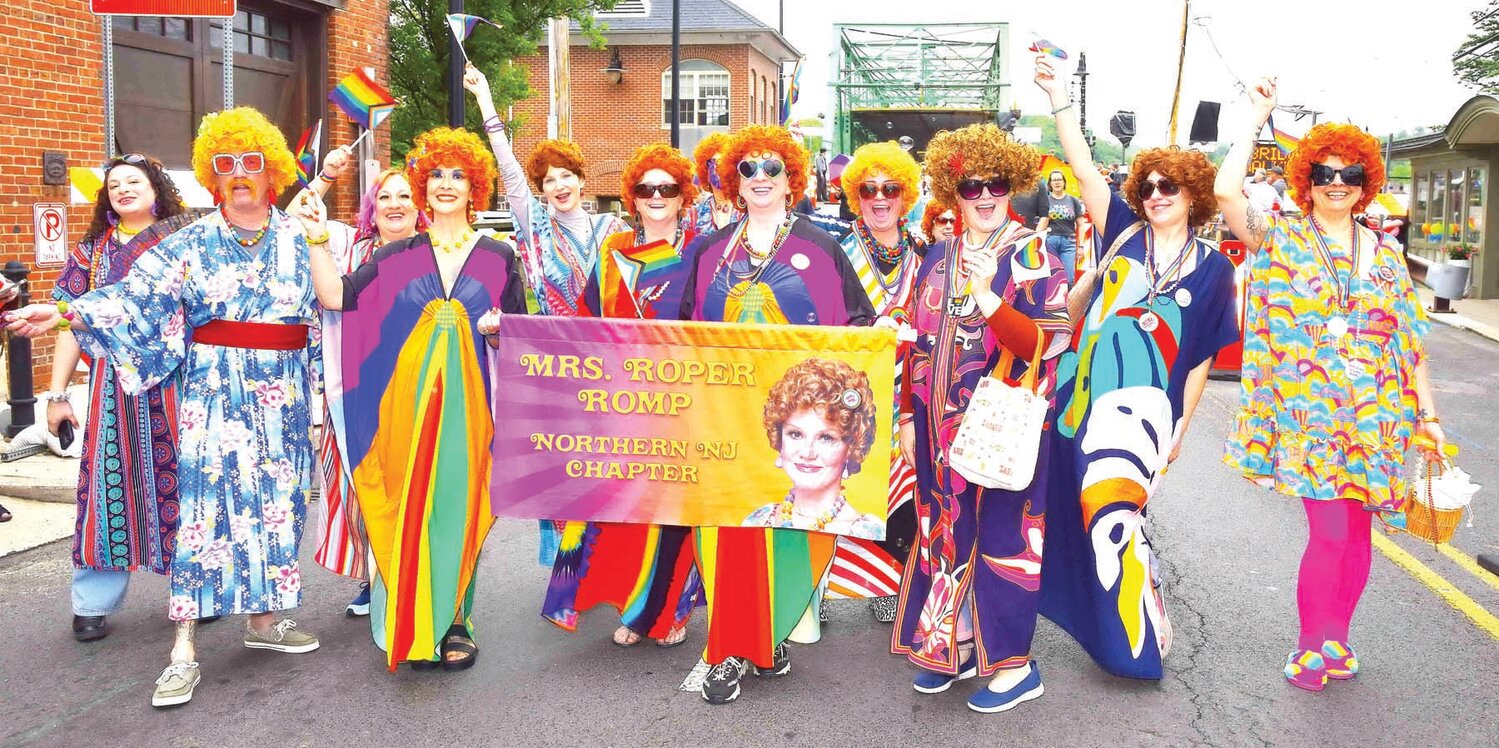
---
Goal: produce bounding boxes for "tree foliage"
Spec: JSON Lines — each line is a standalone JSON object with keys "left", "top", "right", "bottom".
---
{"left": 387, "top": 0, "right": 618, "bottom": 161}
{"left": 1453, "top": 1, "right": 1499, "bottom": 93}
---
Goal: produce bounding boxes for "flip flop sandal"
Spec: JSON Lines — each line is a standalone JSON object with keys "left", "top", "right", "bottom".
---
{"left": 612, "top": 626, "right": 643, "bottom": 647}
{"left": 0, "top": 502, "right": 12, "bottom": 522}
{"left": 440, "top": 624, "right": 478, "bottom": 672}
{"left": 655, "top": 625, "right": 688, "bottom": 648}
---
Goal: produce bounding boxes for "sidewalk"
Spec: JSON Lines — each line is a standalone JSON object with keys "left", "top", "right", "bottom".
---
{"left": 1418, "top": 287, "right": 1499, "bottom": 343}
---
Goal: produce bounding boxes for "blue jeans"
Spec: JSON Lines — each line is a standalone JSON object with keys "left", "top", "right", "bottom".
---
{"left": 72, "top": 567, "right": 130, "bottom": 616}
{"left": 1046, "top": 234, "right": 1078, "bottom": 277}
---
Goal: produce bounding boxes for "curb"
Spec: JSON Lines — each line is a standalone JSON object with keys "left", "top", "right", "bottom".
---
{"left": 1427, "top": 310, "right": 1499, "bottom": 344}
{"left": 0, "top": 486, "right": 74, "bottom": 504}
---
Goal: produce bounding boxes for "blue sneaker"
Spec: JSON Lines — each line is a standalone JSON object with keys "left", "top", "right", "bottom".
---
{"left": 912, "top": 652, "right": 978, "bottom": 694}
{"left": 967, "top": 662, "right": 1044, "bottom": 714}
{"left": 345, "top": 582, "right": 371, "bottom": 617}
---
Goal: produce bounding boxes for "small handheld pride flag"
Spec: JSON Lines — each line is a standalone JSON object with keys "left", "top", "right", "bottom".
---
{"left": 1029, "top": 38, "right": 1068, "bottom": 60}
{"left": 447, "top": 13, "right": 504, "bottom": 65}
{"left": 293, "top": 119, "right": 322, "bottom": 189}
{"left": 330, "top": 67, "right": 397, "bottom": 132}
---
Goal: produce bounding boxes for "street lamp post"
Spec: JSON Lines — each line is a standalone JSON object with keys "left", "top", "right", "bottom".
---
{"left": 1074, "top": 51, "right": 1088, "bottom": 136}
{"left": 447, "top": 0, "right": 465, "bottom": 127}
{"left": 670, "top": 0, "right": 681, "bottom": 148}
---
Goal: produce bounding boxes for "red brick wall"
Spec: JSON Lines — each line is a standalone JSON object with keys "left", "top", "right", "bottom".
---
{"left": 511, "top": 43, "right": 788, "bottom": 205}
{"left": 324, "top": 0, "right": 390, "bottom": 214}
{"left": 0, "top": 2, "right": 387, "bottom": 389}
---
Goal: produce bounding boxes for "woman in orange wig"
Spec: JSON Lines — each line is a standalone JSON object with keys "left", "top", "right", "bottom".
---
{"left": 691, "top": 132, "right": 742, "bottom": 234}
{"left": 1218, "top": 79, "right": 1444, "bottom": 692}
{"left": 542, "top": 143, "right": 703, "bottom": 648}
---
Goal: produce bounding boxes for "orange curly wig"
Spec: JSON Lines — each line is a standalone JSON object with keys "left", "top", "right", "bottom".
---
{"left": 716, "top": 125, "right": 809, "bottom": 207}
{"left": 921, "top": 201, "right": 961, "bottom": 240}
{"left": 1285, "top": 123, "right": 1386, "bottom": 215}
{"left": 621, "top": 144, "right": 699, "bottom": 209}
{"left": 692, "top": 131, "right": 732, "bottom": 190}
{"left": 762, "top": 357, "right": 877, "bottom": 474}
{"left": 923, "top": 123, "right": 1042, "bottom": 207}
{"left": 526, "top": 139, "right": 587, "bottom": 192}
{"left": 406, "top": 126, "right": 497, "bottom": 216}
{"left": 1122, "top": 147, "right": 1219, "bottom": 228}
{"left": 844, "top": 141, "right": 922, "bottom": 218}
{"left": 192, "top": 107, "right": 297, "bottom": 203}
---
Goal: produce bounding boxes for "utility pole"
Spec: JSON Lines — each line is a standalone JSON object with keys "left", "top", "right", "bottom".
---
{"left": 1167, "top": 0, "right": 1191, "bottom": 144}
{"left": 670, "top": 0, "right": 681, "bottom": 147}
{"left": 1074, "top": 51, "right": 1089, "bottom": 140}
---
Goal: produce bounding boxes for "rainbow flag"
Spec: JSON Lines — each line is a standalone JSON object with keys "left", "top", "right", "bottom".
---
{"left": 447, "top": 13, "right": 503, "bottom": 43}
{"left": 293, "top": 119, "right": 321, "bottom": 189}
{"left": 1268, "top": 115, "right": 1299, "bottom": 155}
{"left": 1029, "top": 38, "right": 1068, "bottom": 59}
{"left": 330, "top": 68, "right": 397, "bottom": 131}
{"left": 613, "top": 240, "right": 681, "bottom": 294}
{"left": 781, "top": 60, "right": 801, "bottom": 125}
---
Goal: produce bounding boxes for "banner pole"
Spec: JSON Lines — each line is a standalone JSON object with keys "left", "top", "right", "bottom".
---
{"left": 102, "top": 18, "right": 115, "bottom": 159}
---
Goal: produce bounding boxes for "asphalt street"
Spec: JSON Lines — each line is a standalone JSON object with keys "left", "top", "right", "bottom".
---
{"left": 1, "top": 324, "right": 1495, "bottom": 748}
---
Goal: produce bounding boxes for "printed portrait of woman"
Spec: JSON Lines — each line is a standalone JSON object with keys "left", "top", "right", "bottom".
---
{"left": 744, "top": 358, "right": 883, "bottom": 538}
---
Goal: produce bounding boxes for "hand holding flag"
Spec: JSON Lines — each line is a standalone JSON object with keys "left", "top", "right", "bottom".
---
{"left": 1029, "top": 38, "right": 1068, "bottom": 60}
{"left": 447, "top": 13, "right": 505, "bottom": 65}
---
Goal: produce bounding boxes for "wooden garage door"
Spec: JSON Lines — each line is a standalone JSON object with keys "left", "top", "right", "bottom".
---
{"left": 111, "top": 2, "right": 324, "bottom": 170}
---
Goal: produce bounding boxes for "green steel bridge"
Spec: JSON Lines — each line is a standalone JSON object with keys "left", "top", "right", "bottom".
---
{"left": 830, "top": 22, "right": 1013, "bottom": 156}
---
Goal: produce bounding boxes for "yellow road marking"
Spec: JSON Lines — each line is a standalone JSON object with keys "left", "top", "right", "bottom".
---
{"left": 1371, "top": 531, "right": 1499, "bottom": 641}
{"left": 1435, "top": 543, "right": 1499, "bottom": 593}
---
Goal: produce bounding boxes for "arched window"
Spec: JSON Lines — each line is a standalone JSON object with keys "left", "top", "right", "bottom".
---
{"left": 662, "top": 59, "right": 730, "bottom": 129}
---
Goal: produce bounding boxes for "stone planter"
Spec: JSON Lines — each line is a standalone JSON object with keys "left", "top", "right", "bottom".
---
{"left": 1429, "top": 261, "right": 1473, "bottom": 300}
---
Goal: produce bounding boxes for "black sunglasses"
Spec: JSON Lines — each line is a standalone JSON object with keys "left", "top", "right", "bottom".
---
{"left": 103, "top": 153, "right": 150, "bottom": 171}
{"left": 858, "top": 182, "right": 904, "bottom": 200}
{"left": 1137, "top": 178, "right": 1182, "bottom": 200}
{"left": 956, "top": 176, "right": 1011, "bottom": 200}
{"left": 737, "top": 158, "right": 785, "bottom": 180}
{"left": 1310, "top": 163, "right": 1366, "bottom": 187}
{"left": 632, "top": 182, "right": 683, "bottom": 199}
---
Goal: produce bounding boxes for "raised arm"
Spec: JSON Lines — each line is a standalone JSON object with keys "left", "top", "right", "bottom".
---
{"left": 1035, "top": 55, "right": 1111, "bottom": 234}
{"left": 289, "top": 189, "right": 346, "bottom": 310}
{"left": 1215, "top": 77, "right": 1279, "bottom": 250}
{"left": 307, "top": 145, "right": 354, "bottom": 199}
{"left": 464, "top": 63, "right": 535, "bottom": 239}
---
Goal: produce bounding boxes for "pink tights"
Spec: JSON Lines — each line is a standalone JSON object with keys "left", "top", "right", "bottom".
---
{"left": 1296, "top": 498, "right": 1373, "bottom": 650}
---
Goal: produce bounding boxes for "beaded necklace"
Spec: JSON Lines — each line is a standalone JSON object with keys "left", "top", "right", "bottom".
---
{"left": 1142, "top": 226, "right": 1196, "bottom": 305}
{"left": 855, "top": 218, "right": 912, "bottom": 265}
{"left": 713, "top": 214, "right": 796, "bottom": 287}
{"left": 634, "top": 224, "right": 683, "bottom": 250}
{"left": 221, "top": 208, "right": 271, "bottom": 248}
{"left": 431, "top": 228, "right": 475, "bottom": 253}
{"left": 771, "top": 492, "right": 847, "bottom": 532}
{"left": 1307, "top": 214, "right": 1363, "bottom": 341}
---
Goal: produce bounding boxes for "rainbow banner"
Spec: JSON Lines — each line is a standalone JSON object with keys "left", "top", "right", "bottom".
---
{"left": 293, "top": 119, "right": 321, "bottom": 188}
{"left": 781, "top": 60, "right": 801, "bottom": 125}
{"left": 1268, "top": 115, "right": 1299, "bottom": 155}
{"left": 489, "top": 316, "right": 895, "bottom": 540}
{"left": 330, "top": 68, "right": 396, "bottom": 131}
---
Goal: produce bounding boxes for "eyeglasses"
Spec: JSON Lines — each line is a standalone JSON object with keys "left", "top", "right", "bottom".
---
{"left": 933, "top": 216, "right": 955, "bottom": 225}
{"left": 737, "top": 158, "right": 785, "bottom": 180}
{"left": 1310, "top": 163, "right": 1366, "bottom": 187}
{"left": 858, "top": 182, "right": 903, "bottom": 200}
{"left": 632, "top": 182, "right": 683, "bottom": 199}
{"left": 1137, "top": 178, "right": 1182, "bottom": 200}
{"left": 211, "top": 152, "right": 266, "bottom": 176}
{"left": 955, "top": 176, "right": 1011, "bottom": 200}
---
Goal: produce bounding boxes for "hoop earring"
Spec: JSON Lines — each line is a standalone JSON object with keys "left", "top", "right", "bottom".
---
{"left": 106, "top": 209, "right": 119, "bottom": 227}
{"left": 842, "top": 466, "right": 851, "bottom": 480}
{"left": 150, "top": 203, "right": 159, "bottom": 218}
{"left": 735, "top": 196, "right": 747, "bottom": 210}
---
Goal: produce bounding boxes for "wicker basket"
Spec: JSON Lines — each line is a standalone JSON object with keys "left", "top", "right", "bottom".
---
{"left": 1404, "top": 461, "right": 1466, "bottom": 544}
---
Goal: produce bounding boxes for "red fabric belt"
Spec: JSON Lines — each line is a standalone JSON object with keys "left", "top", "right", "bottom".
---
{"left": 193, "top": 320, "right": 309, "bottom": 350}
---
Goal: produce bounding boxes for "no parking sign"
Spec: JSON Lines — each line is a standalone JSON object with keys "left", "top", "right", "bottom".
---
{"left": 34, "top": 203, "right": 67, "bottom": 267}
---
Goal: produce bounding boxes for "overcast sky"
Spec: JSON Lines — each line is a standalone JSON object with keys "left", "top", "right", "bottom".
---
{"left": 733, "top": 0, "right": 1483, "bottom": 147}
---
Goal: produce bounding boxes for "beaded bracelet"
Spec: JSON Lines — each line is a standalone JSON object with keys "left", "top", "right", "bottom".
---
{"left": 483, "top": 116, "right": 508, "bottom": 135}
{"left": 318, "top": 170, "right": 339, "bottom": 183}
{"left": 1051, "top": 102, "right": 1073, "bottom": 115}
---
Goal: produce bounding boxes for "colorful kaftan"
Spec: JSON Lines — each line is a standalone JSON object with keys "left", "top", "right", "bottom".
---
{"left": 54, "top": 228, "right": 180, "bottom": 573}
{"left": 70, "top": 209, "right": 316, "bottom": 621}
{"left": 314, "top": 220, "right": 373, "bottom": 579}
{"left": 512, "top": 197, "right": 626, "bottom": 317}
{"left": 680, "top": 216, "right": 876, "bottom": 668}
{"left": 543, "top": 228, "right": 704, "bottom": 639}
{"left": 1224, "top": 215, "right": 1428, "bottom": 518}
{"left": 331, "top": 234, "right": 525, "bottom": 668}
{"left": 830, "top": 222, "right": 925, "bottom": 599}
{"left": 893, "top": 224, "right": 1072, "bottom": 676}
{"left": 1039, "top": 194, "right": 1240, "bottom": 679}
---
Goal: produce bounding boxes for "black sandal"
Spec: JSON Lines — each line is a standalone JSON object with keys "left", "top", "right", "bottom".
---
{"left": 440, "top": 624, "right": 478, "bottom": 672}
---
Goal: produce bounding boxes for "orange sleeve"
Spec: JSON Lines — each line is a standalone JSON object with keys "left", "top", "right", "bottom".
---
{"left": 985, "top": 301, "right": 1046, "bottom": 357}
